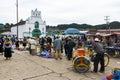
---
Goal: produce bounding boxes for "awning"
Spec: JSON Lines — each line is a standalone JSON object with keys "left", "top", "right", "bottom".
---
{"left": 1, "top": 31, "right": 16, "bottom": 36}
{"left": 63, "top": 28, "right": 81, "bottom": 35}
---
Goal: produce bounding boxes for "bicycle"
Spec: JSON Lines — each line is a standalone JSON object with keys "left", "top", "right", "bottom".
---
{"left": 87, "top": 45, "right": 110, "bottom": 67}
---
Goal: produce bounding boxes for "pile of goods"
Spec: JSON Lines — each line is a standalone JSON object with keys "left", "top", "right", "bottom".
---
{"left": 102, "top": 68, "right": 120, "bottom": 80}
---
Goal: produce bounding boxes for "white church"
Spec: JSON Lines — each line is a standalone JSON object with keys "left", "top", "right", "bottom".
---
{"left": 11, "top": 9, "right": 46, "bottom": 39}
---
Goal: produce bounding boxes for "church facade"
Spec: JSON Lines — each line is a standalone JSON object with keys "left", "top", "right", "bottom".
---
{"left": 11, "top": 9, "right": 46, "bottom": 39}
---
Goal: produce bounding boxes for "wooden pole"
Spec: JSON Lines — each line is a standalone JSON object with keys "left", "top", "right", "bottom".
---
{"left": 16, "top": 0, "right": 19, "bottom": 38}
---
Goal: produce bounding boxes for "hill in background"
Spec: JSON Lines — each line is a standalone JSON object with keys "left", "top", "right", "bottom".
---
{"left": 47, "top": 21, "right": 120, "bottom": 31}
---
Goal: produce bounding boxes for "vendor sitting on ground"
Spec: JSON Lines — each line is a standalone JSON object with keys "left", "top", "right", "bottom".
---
{"left": 46, "top": 42, "right": 51, "bottom": 52}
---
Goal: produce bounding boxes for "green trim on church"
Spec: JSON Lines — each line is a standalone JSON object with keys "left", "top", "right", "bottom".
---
{"left": 32, "top": 29, "right": 41, "bottom": 37}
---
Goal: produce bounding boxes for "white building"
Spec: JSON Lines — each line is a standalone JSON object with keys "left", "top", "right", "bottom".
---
{"left": 11, "top": 9, "right": 46, "bottom": 39}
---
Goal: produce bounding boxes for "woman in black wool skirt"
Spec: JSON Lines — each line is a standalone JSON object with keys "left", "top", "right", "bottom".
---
{"left": 3, "top": 38, "right": 12, "bottom": 60}
{"left": 0, "top": 37, "right": 4, "bottom": 55}
{"left": 15, "top": 37, "right": 19, "bottom": 50}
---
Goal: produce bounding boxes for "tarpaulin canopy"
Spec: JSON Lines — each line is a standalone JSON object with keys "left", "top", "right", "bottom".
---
{"left": 0, "top": 32, "right": 16, "bottom": 36}
{"left": 87, "top": 33, "right": 111, "bottom": 37}
{"left": 63, "top": 28, "right": 81, "bottom": 35}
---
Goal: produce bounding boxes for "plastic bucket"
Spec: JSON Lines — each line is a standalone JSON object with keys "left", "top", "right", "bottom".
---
{"left": 76, "top": 48, "right": 85, "bottom": 56}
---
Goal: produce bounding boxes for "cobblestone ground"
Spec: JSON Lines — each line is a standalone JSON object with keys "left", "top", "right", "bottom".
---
{"left": 0, "top": 50, "right": 120, "bottom": 80}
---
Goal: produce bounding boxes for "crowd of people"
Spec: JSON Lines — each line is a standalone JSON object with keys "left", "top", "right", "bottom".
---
{"left": 0, "top": 34, "right": 120, "bottom": 74}
{"left": 0, "top": 35, "right": 85, "bottom": 60}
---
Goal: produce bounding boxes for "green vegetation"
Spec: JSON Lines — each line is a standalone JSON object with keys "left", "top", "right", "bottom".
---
{"left": 47, "top": 21, "right": 120, "bottom": 30}
{"left": 0, "top": 23, "right": 4, "bottom": 28}
{"left": 0, "top": 21, "right": 120, "bottom": 34}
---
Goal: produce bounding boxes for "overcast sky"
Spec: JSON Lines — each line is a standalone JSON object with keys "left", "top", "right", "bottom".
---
{"left": 0, "top": 0, "right": 120, "bottom": 26}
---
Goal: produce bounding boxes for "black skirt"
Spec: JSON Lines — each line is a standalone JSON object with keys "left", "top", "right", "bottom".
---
{"left": 0, "top": 42, "right": 3, "bottom": 52}
{"left": 0, "top": 46, "right": 3, "bottom": 52}
{"left": 4, "top": 48, "right": 12, "bottom": 57}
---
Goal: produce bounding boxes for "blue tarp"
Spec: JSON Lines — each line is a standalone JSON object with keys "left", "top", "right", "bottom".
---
{"left": 63, "top": 28, "right": 81, "bottom": 35}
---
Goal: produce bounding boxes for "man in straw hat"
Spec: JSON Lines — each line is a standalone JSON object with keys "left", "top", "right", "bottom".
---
{"left": 91, "top": 38, "right": 105, "bottom": 73}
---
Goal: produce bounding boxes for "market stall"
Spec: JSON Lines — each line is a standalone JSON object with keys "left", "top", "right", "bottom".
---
{"left": 87, "top": 33, "right": 120, "bottom": 57}
{"left": 0, "top": 31, "right": 16, "bottom": 37}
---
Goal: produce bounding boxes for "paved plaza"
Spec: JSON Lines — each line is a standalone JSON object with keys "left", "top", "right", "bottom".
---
{"left": 0, "top": 50, "right": 120, "bottom": 80}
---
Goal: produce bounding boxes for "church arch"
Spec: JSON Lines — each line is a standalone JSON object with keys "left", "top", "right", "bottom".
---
{"left": 34, "top": 21, "right": 39, "bottom": 28}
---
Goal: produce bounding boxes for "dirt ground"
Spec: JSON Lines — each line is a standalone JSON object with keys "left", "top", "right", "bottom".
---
{"left": 0, "top": 50, "right": 120, "bottom": 80}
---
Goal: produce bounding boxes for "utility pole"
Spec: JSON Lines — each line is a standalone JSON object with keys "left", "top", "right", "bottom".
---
{"left": 29, "top": 27, "right": 31, "bottom": 37}
{"left": 104, "top": 16, "right": 110, "bottom": 34}
{"left": 16, "top": 0, "right": 19, "bottom": 38}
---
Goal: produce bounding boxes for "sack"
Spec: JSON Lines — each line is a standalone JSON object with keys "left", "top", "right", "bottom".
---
{"left": 31, "top": 45, "right": 36, "bottom": 49}
{"left": 91, "top": 53, "right": 96, "bottom": 62}
{"left": 112, "top": 70, "right": 120, "bottom": 79}
{"left": 113, "top": 70, "right": 120, "bottom": 77}
{"left": 41, "top": 51, "right": 47, "bottom": 56}
{"left": 51, "top": 52, "right": 56, "bottom": 58}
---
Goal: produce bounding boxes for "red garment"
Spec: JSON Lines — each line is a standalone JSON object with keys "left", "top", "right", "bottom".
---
{"left": 106, "top": 74, "right": 114, "bottom": 80}
{"left": 78, "top": 41, "right": 83, "bottom": 46}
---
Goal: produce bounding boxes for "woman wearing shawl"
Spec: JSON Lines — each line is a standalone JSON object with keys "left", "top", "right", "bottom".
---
{"left": 3, "top": 38, "right": 12, "bottom": 60}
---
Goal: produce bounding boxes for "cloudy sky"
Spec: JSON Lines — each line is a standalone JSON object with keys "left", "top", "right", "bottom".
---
{"left": 0, "top": 0, "right": 120, "bottom": 26}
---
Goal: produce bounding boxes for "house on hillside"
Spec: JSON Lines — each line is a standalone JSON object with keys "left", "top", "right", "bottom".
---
{"left": 89, "top": 29, "right": 120, "bottom": 34}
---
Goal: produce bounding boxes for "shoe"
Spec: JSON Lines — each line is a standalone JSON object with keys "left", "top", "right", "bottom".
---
{"left": 60, "top": 57, "right": 62, "bottom": 60}
{"left": 68, "top": 58, "right": 71, "bottom": 60}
